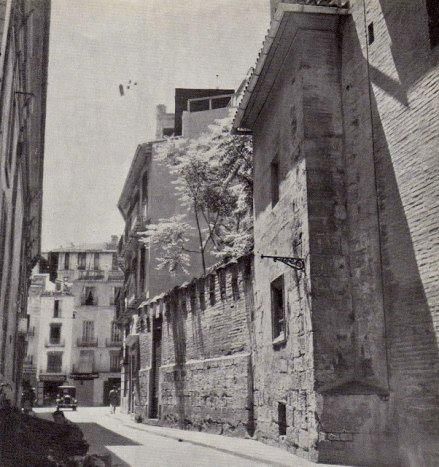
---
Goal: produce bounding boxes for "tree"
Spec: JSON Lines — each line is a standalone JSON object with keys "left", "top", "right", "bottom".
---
{"left": 151, "top": 111, "right": 253, "bottom": 276}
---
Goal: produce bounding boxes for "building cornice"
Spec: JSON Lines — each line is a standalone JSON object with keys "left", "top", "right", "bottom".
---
{"left": 232, "top": 2, "right": 349, "bottom": 133}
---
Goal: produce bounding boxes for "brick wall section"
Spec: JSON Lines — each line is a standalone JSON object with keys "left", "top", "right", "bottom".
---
{"left": 134, "top": 256, "right": 254, "bottom": 435}
{"left": 341, "top": 1, "right": 439, "bottom": 464}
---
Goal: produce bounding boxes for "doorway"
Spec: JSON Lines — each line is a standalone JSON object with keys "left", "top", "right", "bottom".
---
{"left": 149, "top": 317, "right": 162, "bottom": 418}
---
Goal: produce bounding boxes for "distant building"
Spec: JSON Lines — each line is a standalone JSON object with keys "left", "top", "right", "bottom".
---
{"left": 155, "top": 104, "right": 174, "bottom": 139}
{"left": 233, "top": 1, "right": 439, "bottom": 465}
{"left": 26, "top": 238, "right": 124, "bottom": 406}
{"left": 0, "top": 0, "right": 51, "bottom": 404}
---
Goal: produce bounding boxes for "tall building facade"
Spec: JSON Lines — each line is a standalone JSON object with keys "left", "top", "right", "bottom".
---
{"left": 25, "top": 239, "right": 124, "bottom": 406}
{"left": 233, "top": 1, "right": 439, "bottom": 465}
{"left": 0, "top": 0, "right": 51, "bottom": 404}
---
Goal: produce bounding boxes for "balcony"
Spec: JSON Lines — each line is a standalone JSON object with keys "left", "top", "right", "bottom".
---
{"left": 108, "top": 270, "right": 124, "bottom": 282}
{"left": 45, "top": 367, "right": 63, "bottom": 374}
{"left": 45, "top": 339, "right": 65, "bottom": 347}
{"left": 77, "top": 337, "right": 98, "bottom": 347}
{"left": 105, "top": 338, "right": 123, "bottom": 348}
{"left": 78, "top": 270, "right": 105, "bottom": 281}
{"left": 71, "top": 364, "right": 97, "bottom": 374}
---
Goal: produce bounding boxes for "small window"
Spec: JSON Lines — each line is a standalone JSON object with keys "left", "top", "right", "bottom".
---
{"left": 368, "top": 22, "right": 374, "bottom": 45}
{"left": 82, "top": 320, "right": 94, "bottom": 341}
{"left": 111, "top": 322, "right": 121, "bottom": 342}
{"left": 84, "top": 286, "right": 97, "bottom": 306}
{"left": 53, "top": 300, "right": 61, "bottom": 318}
{"left": 278, "top": 402, "right": 287, "bottom": 436}
{"left": 47, "top": 352, "right": 62, "bottom": 373}
{"left": 64, "top": 252, "right": 70, "bottom": 270}
{"left": 190, "top": 285, "right": 197, "bottom": 312}
{"left": 209, "top": 276, "right": 216, "bottom": 306}
{"left": 198, "top": 280, "right": 206, "bottom": 311}
{"left": 112, "top": 252, "right": 118, "bottom": 270}
{"left": 427, "top": 0, "right": 439, "bottom": 48}
{"left": 141, "top": 171, "right": 148, "bottom": 204}
{"left": 110, "top": 351, "right": 120, "bottom": 372}
{"left": 93, "top": 253, "right": 100, "bottom": 271}
{"left": 271, "top": 157, "right": 280, "bottom": 207}
{"left": 49, "top": 324, "right": 61, "bottom": 344}
{"left": 271, "top": 276, "right": 286, "bottom": 342}
{"left": 231, "top": 270, "right": 240, "bottom": 301}
{"left": 78, "top": 252, "right": 86, "bottom": 270}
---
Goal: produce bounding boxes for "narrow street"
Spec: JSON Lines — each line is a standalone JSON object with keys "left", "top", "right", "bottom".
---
{"left": 34, "top": 407, "right": 330, "bottom": 467}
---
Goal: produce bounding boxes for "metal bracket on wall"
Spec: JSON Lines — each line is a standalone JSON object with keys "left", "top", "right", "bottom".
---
{"left": 261, "top": 254, "right": 305, "bottom": 271}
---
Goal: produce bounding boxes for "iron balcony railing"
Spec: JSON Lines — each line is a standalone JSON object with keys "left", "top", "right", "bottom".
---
{"left": 105, "top": 337, "right": 122, "bottom": 347}
{"left": 72, "top": 364, "right": 97, "bottom": 374}
{"left": 77, "top": 337, "right": 98, "bottom": 347}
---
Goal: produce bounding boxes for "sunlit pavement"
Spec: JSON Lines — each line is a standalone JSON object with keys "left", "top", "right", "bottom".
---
{"left": 34, "top": 406, "right": 336, "bottom": 467}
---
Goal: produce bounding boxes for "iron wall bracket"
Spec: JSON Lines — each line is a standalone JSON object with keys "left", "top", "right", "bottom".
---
{"left": 261, "top": 254, "right": 305, "bottom": 271}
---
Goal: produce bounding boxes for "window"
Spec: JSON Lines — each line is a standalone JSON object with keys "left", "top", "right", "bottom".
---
{"left": 368, "top": 22, "right": 374, "bottom": 45}
{"left": 112, "top": 252, "right": 118, "bottom": 270}
{"left": 139, "top": 247, "right": 146, "bottom": 292}
{"left": 427, "top": 0, "right": 439, "bottom": 48}
{"left": 231, "top": 270, "right": 240, "bottom": 301}
{"left": 82, "top": 321, "right": 94, "bottom": 341}
{"left": 111, "top": 322, "right": 121, "bottom": 342}
{"left": 47, "top": 352, "right": 62, "bottom": 373}
{"left": 198, "top": 280, "right": 206, "bottom": 311}
{"left": 78, "top": 252, "right": 86, "bottom": 270}
{"left": 64, "top": 252, "right": 70, "bottom": 270}
{"left": 209, "top": 276, "right": 216, "bottom": 306}
{"left": 141, "top": 171, "right": 148, "bottom": 204}
{"left": 93, "top": 253, "right": 100, "bottom": 271}
{"left": 189, "top": 285, "right": 197, "bottom": 312}
{"left": 111, "top": 286, "right": 121, "bottom": 306}
{"left": 83, "top": 286, "right": 97, "bottom": 306}
{"left": 49, "top": 324, "right": 62, "bottom": 344}
{"left": 53, "top": 300, "right": 61, "bottom": 318}
{"left": 271, "top": 157, "right": 280, "bottom": 207}
{"left": 271, "top": 276, "right": 285, "bottom": 342}
{"left": 278, "top": 402, "right": 287, "bottom": 436}
{"left": 218, "top": 270, "right": 226, "bottom": 301}
{"left": 110, "top": 351, "right": 120, "bottom": 372}
{"left": 78, "top": 349, "right": 94, "bottom": 373}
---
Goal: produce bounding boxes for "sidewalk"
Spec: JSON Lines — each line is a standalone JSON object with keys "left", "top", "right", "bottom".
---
{"left": 112, "top": 412, "right": 339, "bottom": 467}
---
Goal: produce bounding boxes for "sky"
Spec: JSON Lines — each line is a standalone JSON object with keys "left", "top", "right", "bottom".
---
{"left": 41, "top": 0, "right": 270, "bottom": 251}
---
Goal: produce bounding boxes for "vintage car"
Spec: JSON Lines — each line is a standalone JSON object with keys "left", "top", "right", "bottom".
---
{"left": 56, "top": 385, "right": 78, "bottom": 410}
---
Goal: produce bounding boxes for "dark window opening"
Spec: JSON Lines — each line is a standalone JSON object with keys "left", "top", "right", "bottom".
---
{"left": 93, "top": 253, "right": 100, "bottom": 271}
{"left": 209, "top": 276, "right": 216, "bottom": 306}
{"left": 47, "top": 352, "right": 62, "bottom": 373}
{"left": 110, "top": 352, "right": 120, "bottom": 372}
{"left": 271, "top": 275, "right": 285, "bottom": 341}
{"left": 64, "top": 252, "right": 70, "bottom": 270}
{"left": 368, "top": 22, "right": 374, "bottom": 45}
{"left": 190, "top": 286, "right": 197, "bottom": 312}
{"left": 427, "top": 0, "right": 439, "bottom": 48}
{"left": 218, "top": 270, "right": 226, "bottom": 300}
{"left": 189, "top": 99, "right": 210, "bottom": 112}
{"left": 211, "top": 96, "right": 231, "bottom": 109}
{"left": 84, "top": 287, "right": 97, "bottom": 306}
{"left": 271, "top": 158, "right": 280, "bottom": 207}
{"left": 231, "top": 270, "right": 240, "bottom": 301}
{"left": 198, "top": 280, "right": 206, "bottom": 311}
{"left": 141, "top": 171, "right": 148, "bottom": 204}
{"left": 278, "top": 402, "right": 287, "bottom": 436}
{"left": 78, "top": 252, "right": 86, "bottom": 270}
{"left": 162, "top": 127, "right": 174, "bottom": 137}
{"left": 53, "top": 300, "right": 61, "bottom": 318}
{"left": 49, "top": 324, "right": 61, "bottom": 344}
{"left": 139, "top": 247, "right": 146, "bottom": 293}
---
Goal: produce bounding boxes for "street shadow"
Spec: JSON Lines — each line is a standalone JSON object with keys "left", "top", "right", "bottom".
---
{"left": 77, "top": 422, "right": 140, "bottom": 467}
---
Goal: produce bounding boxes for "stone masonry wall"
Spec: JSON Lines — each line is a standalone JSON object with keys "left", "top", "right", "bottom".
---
{"left": 134, "top": 256, "right": 254, "bottom": 435}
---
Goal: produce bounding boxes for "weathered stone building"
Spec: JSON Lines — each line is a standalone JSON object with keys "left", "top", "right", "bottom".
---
{"left": 0, "top": 0, "right": 51, "bottom": 404}
{"left": 233, "top": 1, "right": 438, "bottom": 465}
{"left": 127, "top": 255, "right": 255, "bottom": 434}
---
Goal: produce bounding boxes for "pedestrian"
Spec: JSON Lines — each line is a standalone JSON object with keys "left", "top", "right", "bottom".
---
{"left": 108, "top": 386, "right": 119, "bottom": 414}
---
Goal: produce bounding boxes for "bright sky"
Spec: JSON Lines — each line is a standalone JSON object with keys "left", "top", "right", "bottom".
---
{"left": 41, "top": 0, "right": 269, "bottom": 251}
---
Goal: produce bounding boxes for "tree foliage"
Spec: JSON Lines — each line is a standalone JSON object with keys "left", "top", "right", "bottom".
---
{"left": 151, "top": 111, "right": 253, "bottom": 275}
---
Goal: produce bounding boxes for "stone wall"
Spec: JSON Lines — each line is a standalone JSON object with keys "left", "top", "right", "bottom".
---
{"left": 250, "top": 3, "right": 439, "bottom": 465}
{"left": 134, "top": 256, "right": 255, "bottom": 435}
